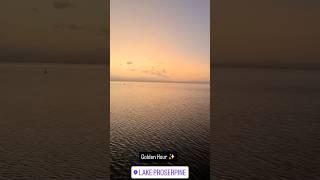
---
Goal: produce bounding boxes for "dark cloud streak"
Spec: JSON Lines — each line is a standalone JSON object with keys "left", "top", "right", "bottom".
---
{"left": 141, "top": 67, "right": 168, "bottom": 78}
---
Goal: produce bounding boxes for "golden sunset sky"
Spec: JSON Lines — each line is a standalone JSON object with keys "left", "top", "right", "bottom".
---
{"left": 110, "top": 0, "right": 210, "bottom": 83}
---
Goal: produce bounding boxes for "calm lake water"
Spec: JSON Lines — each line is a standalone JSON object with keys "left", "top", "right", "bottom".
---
{"left": 110, "top": 81, "right": 210, "bottom": 179}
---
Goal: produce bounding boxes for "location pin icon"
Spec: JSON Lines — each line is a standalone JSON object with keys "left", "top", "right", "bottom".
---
{"left": 134, "top": 170, "right": 138, "bottom": 175}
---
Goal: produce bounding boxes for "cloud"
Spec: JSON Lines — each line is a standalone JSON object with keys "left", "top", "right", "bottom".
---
{"left": 55, "top": 24, "right": 83, "bottom": 31}
{"left": 52, "top": 0, "right": 74, "bottom": 9}
{"left": 141, "top": 67, "right": 168, "bottom": 78}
